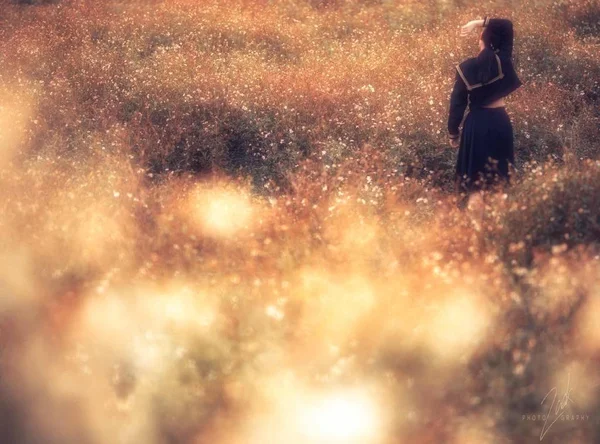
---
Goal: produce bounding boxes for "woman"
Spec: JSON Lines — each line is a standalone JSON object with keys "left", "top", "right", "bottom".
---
{"left": 447, "top": 17, "right": 523, "bottom": 208}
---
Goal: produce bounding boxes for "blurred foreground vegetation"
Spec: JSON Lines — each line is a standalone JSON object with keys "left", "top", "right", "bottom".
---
{"left": 1, "top": 1, "right": 600, "bottom": 443}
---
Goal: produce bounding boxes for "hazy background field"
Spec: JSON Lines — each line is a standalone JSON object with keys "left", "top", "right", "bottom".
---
{"left": 1, "top": 0, "right": 600, "bottom": 443}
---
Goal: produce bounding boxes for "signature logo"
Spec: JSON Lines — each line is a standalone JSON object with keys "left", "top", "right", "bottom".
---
{"left": 539, "top": 372, "right": 576, "bottom": 441}
{"left": 519, "top": 372, "right": 590, "bottom": 441}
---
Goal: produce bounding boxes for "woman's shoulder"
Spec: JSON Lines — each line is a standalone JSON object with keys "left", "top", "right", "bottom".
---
{"left": 456, "top": 53, "right": 506, "bottom": 91}
{"left": 456, "top": 57, "right": 479, "bottom": 81}
{"left": 457, "top": 57, "right": 478, "bottom": 71}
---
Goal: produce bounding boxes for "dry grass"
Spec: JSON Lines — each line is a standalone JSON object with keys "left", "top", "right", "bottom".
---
{"left": 1, "top": 0, "right": 600, "bottom": 443}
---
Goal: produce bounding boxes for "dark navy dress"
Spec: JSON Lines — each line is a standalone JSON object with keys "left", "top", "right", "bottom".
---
{"left": 447, "top": 18, "right": 523, "bottom": 193}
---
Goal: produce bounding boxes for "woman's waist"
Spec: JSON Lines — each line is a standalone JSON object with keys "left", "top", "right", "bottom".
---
{"left": 470, "top": 100, "right": 506, "bottom": 111}
{"left": 471, "top": 97, "right": 505, "bottom": 108}
{"left": 483, "top": 97, "right": 506, "bottom": 108}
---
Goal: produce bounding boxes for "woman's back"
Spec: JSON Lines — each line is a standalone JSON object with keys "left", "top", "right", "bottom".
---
{"left": 457, "top": 52, "right": 522, "bottom": 109}
{"left": 448, "top": 17, "right": 523, "bottom": 135}
{"left": 447, "top": 17, "right": 523, "bottom": 196}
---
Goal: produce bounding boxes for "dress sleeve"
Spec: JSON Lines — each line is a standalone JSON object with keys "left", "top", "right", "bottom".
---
{"left": 484, "top": 18, "right": 514, "bottom": 58}
{"left": 448, "top": 68, "right": 468, "bottom": 137}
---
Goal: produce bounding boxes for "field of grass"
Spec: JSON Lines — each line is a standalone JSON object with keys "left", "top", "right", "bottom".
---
{"left": 1, "top": 0, "right": 600, "bottom": 443}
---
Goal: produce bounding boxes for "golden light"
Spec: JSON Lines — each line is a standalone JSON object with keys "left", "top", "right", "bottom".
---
{"left": 1, "top": 2, "right": 597, "bottom": 443}
{"left": 450, "top": 419, "right": 503, "bottom": 444}
{"left": 422, "top": 290, "right": 492, "bottom": 361}
{"left": 575, "top": 286, "right": 600, "bottom": 352}
{"left": 297, "top": 269, "right": 375, "bottom": 342}
{"left": 0, "top": 85, "right": 35, "bottom": 166}
{"left": 71, "top": 281, "right": 216, "bottom": 378}
{"left": 322, "top": 198, "right": 380, "bottom": 255}
{"left": 149, "top": 285, "right": 216, "bottom": 331}
{"left": 0, "top": 240, "right": 38, "bottom": 309}
{"left": 244, "top": 377, "right": 386, "bottom": 444}
{"left": 71, "top": 201, "right": 132, "bottom": 265}
{"left": 189, "top": 185, "right": 255, "bottom": 237}
{"left": 298, "top": 389, "right": 381, "bottom": 443}
{"left": 341, "top": 219, "right": 378, "bottom": 250}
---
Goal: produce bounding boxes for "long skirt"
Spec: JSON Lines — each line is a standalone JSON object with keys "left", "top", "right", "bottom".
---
{"left": 455, "top": 106, "right": 514, "bottom": 193}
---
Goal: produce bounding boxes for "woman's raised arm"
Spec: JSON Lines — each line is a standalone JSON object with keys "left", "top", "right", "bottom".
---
{"left": 484, "top": 18, "right": 515, "bottom": 58}
{"left": 460, "top": 17, "right": 515, "bottom": 58}
{"left": 460, "top": 19, "right": 485, "bottom": 37}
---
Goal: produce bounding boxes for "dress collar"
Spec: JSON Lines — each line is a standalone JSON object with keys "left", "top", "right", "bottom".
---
{"left": 456, "top": 53, "right": 505, "bottom": 91}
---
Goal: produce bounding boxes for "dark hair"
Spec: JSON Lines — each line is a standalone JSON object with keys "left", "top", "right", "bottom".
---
{"left": 475, "top": 47, "right": 498, "bottom": 85}
{"left": 481, "top": 24, "right": 504, "bottom": 53}
{"left": 476, "top": 22, "right": 507, "bottom": 84}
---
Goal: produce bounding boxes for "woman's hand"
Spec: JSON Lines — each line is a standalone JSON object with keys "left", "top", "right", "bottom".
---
{"left": 460, "top": 19, "right": 485, "bottom": 37}
{"left": 449, "top": 136, "right": 460, "bottom": 148}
